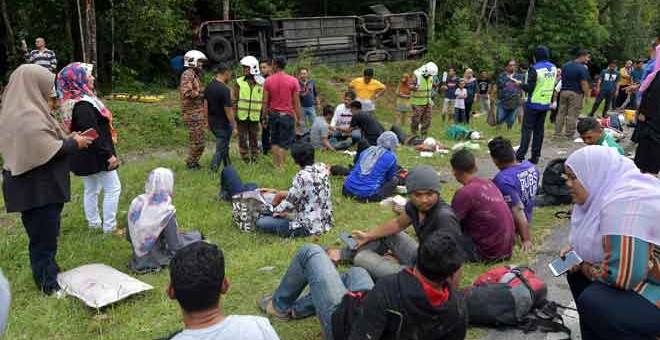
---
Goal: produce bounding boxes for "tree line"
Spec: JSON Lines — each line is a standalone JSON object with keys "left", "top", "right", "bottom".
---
{"left": 1, "top": 0, "right": 658, "bottom": 89}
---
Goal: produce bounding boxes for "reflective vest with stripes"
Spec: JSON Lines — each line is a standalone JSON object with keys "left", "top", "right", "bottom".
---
{"left": 236, "top": 77, "right": 263, "bottom": 122}
{"left": 410, "top": 76, "right": 433, "bottom": 106}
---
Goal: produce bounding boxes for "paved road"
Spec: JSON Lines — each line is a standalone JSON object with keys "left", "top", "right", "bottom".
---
{"left": 475, "top": 137, "right": 583, "bottom": 340}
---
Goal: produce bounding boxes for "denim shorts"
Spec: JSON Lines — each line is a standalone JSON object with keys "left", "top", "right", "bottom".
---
{"left": 269, "top": 112, "right": 295, "bottom": 149}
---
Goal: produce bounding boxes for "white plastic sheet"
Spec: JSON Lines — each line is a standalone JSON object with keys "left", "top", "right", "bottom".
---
{"left": 57, "top": 264, "right": 153, "bottom": 308}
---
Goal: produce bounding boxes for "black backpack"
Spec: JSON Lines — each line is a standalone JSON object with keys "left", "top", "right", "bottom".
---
{"left": 535, "top": 158, "right": 572, "bottom": 207}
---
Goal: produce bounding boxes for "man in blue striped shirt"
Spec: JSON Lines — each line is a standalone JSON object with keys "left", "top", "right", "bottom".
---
{"left": 22, "top": 37, "right": 57, "bottom": 73}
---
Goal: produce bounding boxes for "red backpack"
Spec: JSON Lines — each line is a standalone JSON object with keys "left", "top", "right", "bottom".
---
{"left": 463, "top": 266, "right": 572, "bottom": 338}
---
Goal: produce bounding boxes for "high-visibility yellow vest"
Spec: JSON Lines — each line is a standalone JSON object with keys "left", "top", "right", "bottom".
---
{"left": 530, "top": 62, "right": 557, "bottom": 107}
{"left": 410, "top": 76, "right": 432, "bottom": 106}
{"left": 236, "top": 77, "right": 263, "bottom": 122}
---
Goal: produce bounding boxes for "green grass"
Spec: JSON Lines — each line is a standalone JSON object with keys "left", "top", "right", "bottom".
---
{"left": 0, "top": 63, "right": 587, "bottom": 339}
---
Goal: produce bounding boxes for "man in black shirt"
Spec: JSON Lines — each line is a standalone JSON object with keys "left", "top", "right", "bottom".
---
{"left": 259, "top": 229, "right": 467, "bottom": 340}
{"left": 348, "top": 165, "right": 462, "bottom": 279}
{"left": 204, "top": 63, "right": 235, "bottom": 171}
{"left": 349, "top": 101, "right": 384, "bottom": 146}
{"left": 476, "top": 70, "right": 492, "bottom": 117}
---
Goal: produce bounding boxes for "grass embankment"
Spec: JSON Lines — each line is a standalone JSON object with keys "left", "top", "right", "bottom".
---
{"left": 0, "top": 62, "right": 581, "bottom": 339}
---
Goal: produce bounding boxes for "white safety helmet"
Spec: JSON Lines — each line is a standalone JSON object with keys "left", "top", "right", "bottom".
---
{"left": 418, "top": 62, "right": 439, "bottom": 77}
{"left": 184, "top": 50, "right": 207, "bottom": 68}
{"left": 240, "top": 56, "right": 260, "bottom": 76}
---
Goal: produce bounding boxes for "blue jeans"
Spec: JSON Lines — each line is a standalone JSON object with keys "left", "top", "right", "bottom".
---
{"left": 330, "top": 130, "right": 361, "bottom": 150}
{"left": 302, "top": 106, "right": 316, "bottom": 128}
{"left": 497, "top": 103, "right": 518, "bottom": 128}
{"left": 211, "top": 126, "right": 232, "bottom": 170}
{"left": 272, "top": 244, "right": 374, "bottom": 340}
{"left": 255, "top": 215, "right": 309, "bottom": 238}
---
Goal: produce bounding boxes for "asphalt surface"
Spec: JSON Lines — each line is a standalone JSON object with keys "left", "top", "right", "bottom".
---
{"left": 475, "top": 135, "right": 586, "bottom": 340}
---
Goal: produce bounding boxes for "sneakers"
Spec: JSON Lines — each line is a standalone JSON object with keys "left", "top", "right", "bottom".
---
{"left": 258, "top": 295, "right": 290, "bottom": 321}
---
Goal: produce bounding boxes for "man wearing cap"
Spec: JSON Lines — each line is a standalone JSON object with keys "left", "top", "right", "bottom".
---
{"left": 348, "top": 165, "right": 462, "bottom": 279}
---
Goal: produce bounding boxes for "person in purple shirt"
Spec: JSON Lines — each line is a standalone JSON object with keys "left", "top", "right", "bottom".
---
{"left": 450, "top": 149, "right": 515, "bottom": 262}
{"left": 488, "top": 137, "right": 539, "bottom": 252}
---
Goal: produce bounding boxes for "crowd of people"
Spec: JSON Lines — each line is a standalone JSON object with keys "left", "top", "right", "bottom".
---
{"left": 0, "top": 34, "right": 659, "bottom": 340}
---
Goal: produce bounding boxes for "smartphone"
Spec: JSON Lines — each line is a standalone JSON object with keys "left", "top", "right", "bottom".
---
{"left": 340, "top": 231, "right": 358, "bottom": 250}
{"left": 548, "top": 250, "right": 583, "bottom": 277}
{"left": 80, "top": 128, "right": 99, "bottom": 140}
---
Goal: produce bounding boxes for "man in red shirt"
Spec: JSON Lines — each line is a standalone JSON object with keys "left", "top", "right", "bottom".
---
{"left": 263, "top": 57, "right": 302, "bottom": 168}
{"left": 450, "top": 149, "right": 516, "bottom": 262}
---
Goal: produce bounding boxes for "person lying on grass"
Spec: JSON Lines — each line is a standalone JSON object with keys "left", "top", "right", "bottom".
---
{"left": 450, "top": 149, "right": 516, "bottom": 262}
{"left": 576, "top": 117, "right": 625, "bottom": 155}
{"left": 255, "top": 142, "right": 333, "bottom": 237}
{"left": 331, "top": 165, "right": 461, "bottom": 279}
{"left": 259, "top": 230, "right": 467, "bottom": 340}
{"left": 127, "top": 168, "right": 202, "bottom": 273}
{"left": 488, "top": 137, "right": 538, "bottom": 252}
{"left": 342, "top": 131, "right": 400, "bottom": 202}
{"left": 165, "top": 242, "right": 280, "bottom": 340}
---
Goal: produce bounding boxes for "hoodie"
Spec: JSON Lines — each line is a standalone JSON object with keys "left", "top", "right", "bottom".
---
{"left": 333, "top": 269, "right": 467, "bottom": 340}
{"left": 523, "top": 46, "right": 557, "bottom": 110}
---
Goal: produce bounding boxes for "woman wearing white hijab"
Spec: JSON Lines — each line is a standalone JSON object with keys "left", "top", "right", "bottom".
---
{"left": 562, "top": 146, "right": 660, "bottom": 339}
{"left": 0, "top": 64, "right": 91, "bottom": 294}
{"left": 127, "top": 168, "right": 202, "bottom": 273}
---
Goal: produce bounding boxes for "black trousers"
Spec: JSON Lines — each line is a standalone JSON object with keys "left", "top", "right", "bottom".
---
{"left": 590, "top": 91, "right": 614, "bottom": 117}
{"left": 261, "top": 124, "right": 271, "bottom": 155}
{"left": 568, "top": 271, "right": 660, "bottom": 340}
{"left": 21, "top": 203, "right": 64, "bottom": 294}
{"left": 516, "top": 107, "right": 547, "bottom": 163}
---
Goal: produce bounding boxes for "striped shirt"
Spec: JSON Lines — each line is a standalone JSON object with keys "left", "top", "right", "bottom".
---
{"left": 592, "top": 235, "right": 660, "bottom": 308}
{"left": 24, "top": 49, "right": 57, "bottom": 73}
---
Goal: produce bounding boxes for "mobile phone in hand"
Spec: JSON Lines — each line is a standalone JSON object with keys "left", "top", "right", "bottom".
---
{"left": 548, "top": 250, "right": 583, "bottom": 277}
{"left": 340, "top": 231, "right": 358, "bottom": 250}
{"left": 80, "top": 128, "right": 99, "bottom": 140}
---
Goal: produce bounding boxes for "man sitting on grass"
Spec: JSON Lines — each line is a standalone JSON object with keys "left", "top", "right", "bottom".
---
{"left": 577, "top": 117, "right": 624, "bottom": 155}
{"left": 166, "top": 242, "right": 280, "bottom": 340}
{"left": 259, "top": 230, "right": 467, "bottom": 340}
{"left": 488, "top": 137, "right": 539, "bottom": 252}
{"left": 450, "top": 149, "right": 516, "bottom": 262}
{"left": 340, "top": 165, "right": 461, "bottom": 279}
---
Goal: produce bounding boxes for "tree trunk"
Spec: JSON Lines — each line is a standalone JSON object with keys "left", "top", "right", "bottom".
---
{"left": 84, "top": 0, "right": 97, "bottom": 73}
{"left": 223, "top": 0, "right": 230, "bottom": 20}
{"left": 524, "top": 0, "right": 535, "bottom": 30}
{"left": 428, "top": 0, "right": 437, "bottom": 42}
{"left": 476, "top": 0, "right": 489, "bottom": 34}
{"left": 0, "top": 0, "right": 14, "bottom": 44}
{"left": 76, "top": 0, "right": 86, "bottom": 62}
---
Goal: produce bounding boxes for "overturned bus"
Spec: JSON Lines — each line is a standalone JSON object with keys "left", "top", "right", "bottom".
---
{"left": 195, "top": 7, "right": 428, "bottom": 65}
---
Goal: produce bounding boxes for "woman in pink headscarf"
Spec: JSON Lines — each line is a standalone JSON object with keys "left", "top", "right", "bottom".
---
{"left": 57, "top": 62, "right": 122, "bottom": 233}
{"left": 561, "top": 146, "right": 660, "bottom": 339}
{"left": 634, "top": 42, "right": 660, "bottom": 174}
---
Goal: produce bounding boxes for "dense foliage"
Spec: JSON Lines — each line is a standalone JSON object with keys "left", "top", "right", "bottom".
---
{"left": 1, "top": 0, "right": 659, "bottom": 88}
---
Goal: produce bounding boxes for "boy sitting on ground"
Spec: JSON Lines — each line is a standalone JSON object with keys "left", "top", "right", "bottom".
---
{"left": 166, "top": 242, "right": 280, "bottom": 340}
{"left": 577, "top": 117, "right": 625, "bottom": 155}
{"left": 260, "top": 230, "right": 467, "bottom": 340}
{"left": 488, "top": 137, "right": 539, "bottom": 252}
{"left": 450, "top": 149, "right": 516, "bottom": 262}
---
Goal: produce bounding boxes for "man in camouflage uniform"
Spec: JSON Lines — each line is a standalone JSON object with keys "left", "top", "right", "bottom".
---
{"left": 410, "top": 62, "right": 438, "bottom": 139}
{"left": 180, "top": 50, "right": 207, "bottom": 169}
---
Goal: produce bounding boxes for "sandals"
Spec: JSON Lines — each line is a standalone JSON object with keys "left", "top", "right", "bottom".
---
{"left": 258, "top": 294, "right": 291, "bottom": 321}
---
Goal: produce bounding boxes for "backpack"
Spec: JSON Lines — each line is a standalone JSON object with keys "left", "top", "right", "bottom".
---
{"left": 464, "top": 266, "right": 571, "bottom": 338}
{"left": 535, "top": 158, "right": 571, "bottom": 207}
{"left": 446, "top": 124, "right": 472, "bottom": 140}
{"left": 231, "top": 190, "right": 272, "bottom": 232}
